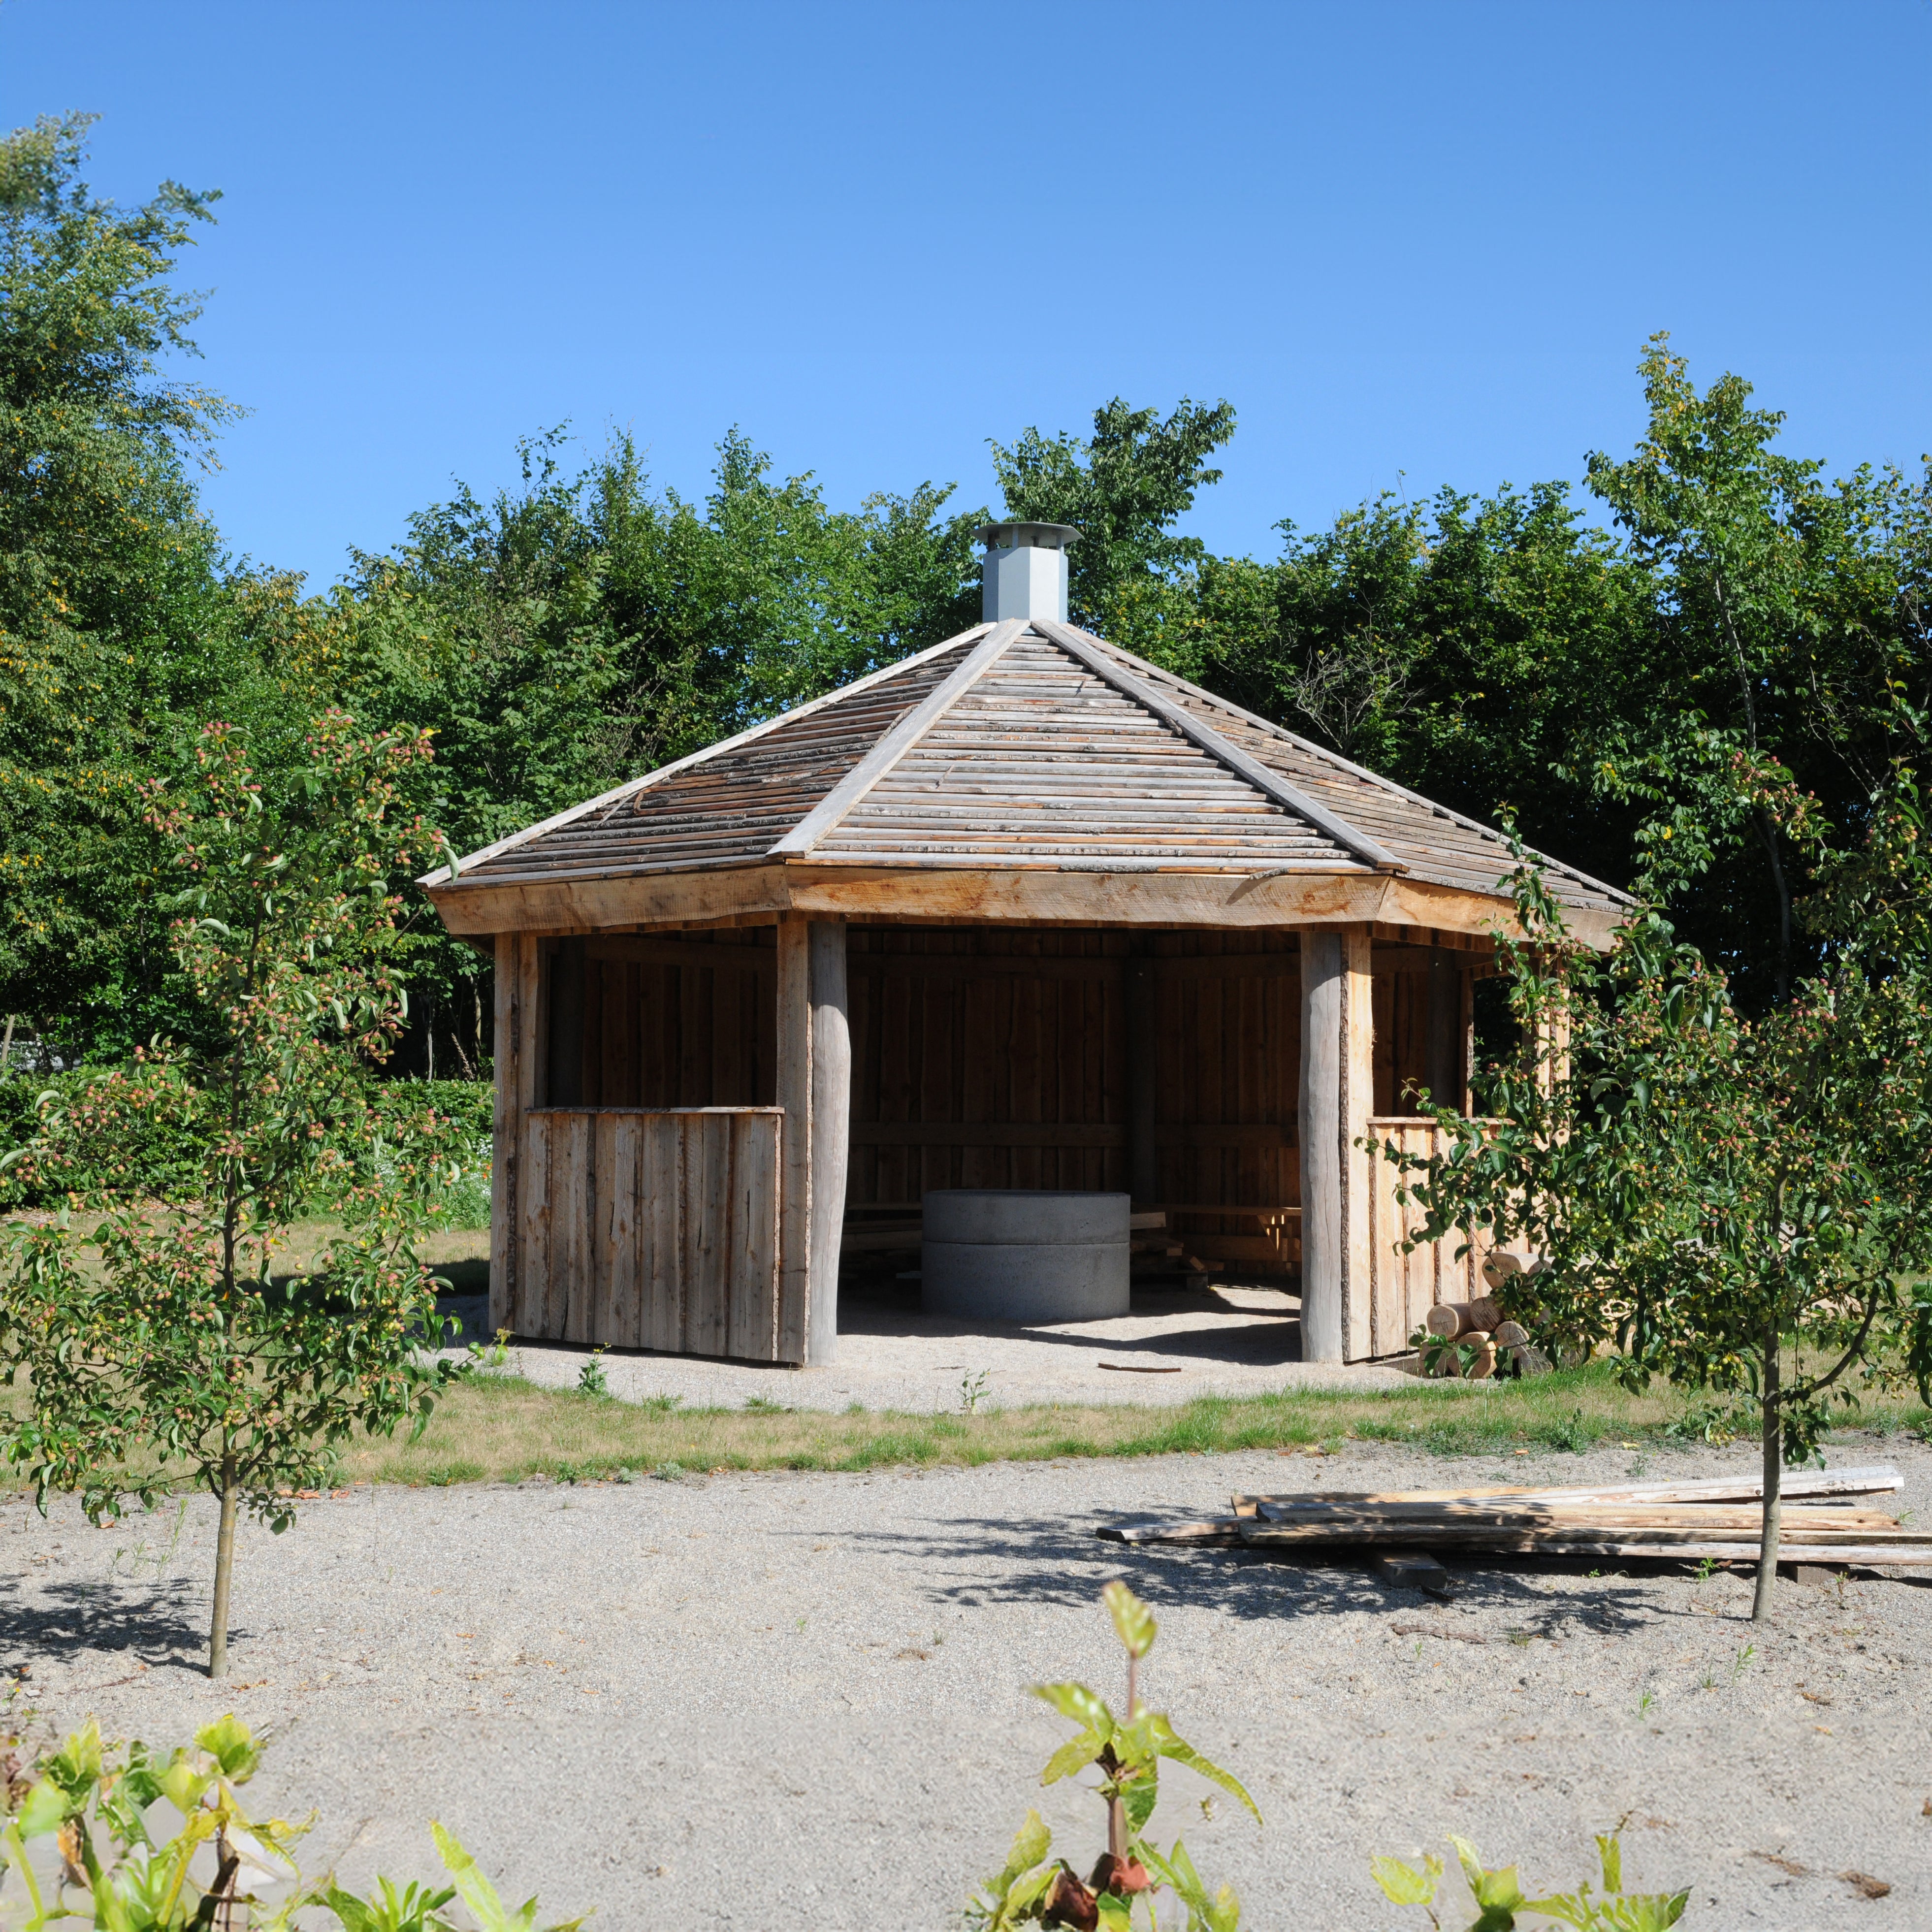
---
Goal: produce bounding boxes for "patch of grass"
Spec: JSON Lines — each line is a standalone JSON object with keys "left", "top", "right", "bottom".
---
{"left": 313, "top": 1360, "right": 1922, "bottom": 1488}
{"left": 8, "top": 1360, "right": 1927, "bottom": 1497}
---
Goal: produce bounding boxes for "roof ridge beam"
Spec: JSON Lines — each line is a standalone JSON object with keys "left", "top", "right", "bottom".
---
{"left": 768, "top": 619, "right": 1029, "bottom": 858}
{"left": 1031, "top": 618, "right": 1406, "bottom": 874}
{"left": 418, "top": 620, "right": 994, "bottom": 887}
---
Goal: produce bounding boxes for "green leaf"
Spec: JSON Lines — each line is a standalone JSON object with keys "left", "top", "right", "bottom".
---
{"left": 1141, "top": 1716, "right": 1262, "bottom": 1826}
{"left": 1031, "top": 1681, "right": 1116, "bottom": 1738}
{"left": 1597, "top": 1834, "right": 1624, "bottom": 1895}
{"left": 1102, "top": 1579, "right": 1158, "bottom": 1660}
{"left": 1040, "top": 1732, "right": 1105, "bottom": 1786}
{"left": 14, "top": 1778, "right": 72, "bottom": 1839}
{"left": 195, "top": 1713, "right": 259, "bottom": 1779}
{"left": 1371, "top": 1855, "right": 1441, "bottom": 1906}
{"left": 1005, "top": 1809, "right": 1051, "bottom": 1880}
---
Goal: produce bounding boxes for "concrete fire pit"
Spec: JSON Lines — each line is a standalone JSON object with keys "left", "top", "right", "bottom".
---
{"left": 920, "top": 1189, "right": 1131, "bottom": 1322}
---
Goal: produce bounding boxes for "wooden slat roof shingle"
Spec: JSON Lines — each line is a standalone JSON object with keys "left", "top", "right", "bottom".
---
{"left": 434, "top": 618, "right": 1627, "bottom": 914}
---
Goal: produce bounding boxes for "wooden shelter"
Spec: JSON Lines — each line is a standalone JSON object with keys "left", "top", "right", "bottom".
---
{"left": 422, "top": 594, "right": 1626, "bottom": 1366}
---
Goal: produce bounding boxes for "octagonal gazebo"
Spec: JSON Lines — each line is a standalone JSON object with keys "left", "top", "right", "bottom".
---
{"left": 421, "top": 523, "right": 1625, "bottom": 1366}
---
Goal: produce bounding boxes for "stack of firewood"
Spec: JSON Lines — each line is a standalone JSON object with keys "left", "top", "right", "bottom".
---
{"left": 1095, "top": 1465, "right": 1932, "bottom": 1569}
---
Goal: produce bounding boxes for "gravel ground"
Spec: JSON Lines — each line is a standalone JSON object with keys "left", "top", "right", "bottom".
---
{"left": 8, "top": 1438, "right": 1932, "bottom": 1930}
{"left": 446, "top": 1280, "right": 1413, "bottom": 1412}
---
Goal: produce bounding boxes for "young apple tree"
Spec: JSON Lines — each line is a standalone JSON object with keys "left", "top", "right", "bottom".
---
{"left": 1390, "top": 771, "right": 1932, "bottom": 1620}
{"left": 0, "top": 711, "right": 474, "bottom": 1675}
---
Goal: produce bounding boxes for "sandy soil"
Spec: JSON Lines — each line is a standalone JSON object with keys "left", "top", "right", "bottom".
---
{"left": 7, "top": 1438, "right": 1930, "bottom": 1930}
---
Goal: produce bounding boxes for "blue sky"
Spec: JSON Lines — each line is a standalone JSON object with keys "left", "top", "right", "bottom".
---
{"left": 6, "top": 1, "right": 1928, "bottom": 591}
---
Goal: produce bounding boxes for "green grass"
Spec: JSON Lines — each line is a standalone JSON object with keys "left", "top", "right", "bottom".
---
{"left": 321, "top": 1362, "right": 1931, "bottom": 1488}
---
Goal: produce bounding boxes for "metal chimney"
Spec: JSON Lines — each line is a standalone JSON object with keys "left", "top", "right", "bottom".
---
{"left": 974, "top": 521, "right": 1080, "bottom": 622}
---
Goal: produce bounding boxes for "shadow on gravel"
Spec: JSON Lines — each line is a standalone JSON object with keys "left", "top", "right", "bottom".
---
{"left": 829, "top": 1512, "right": 1673, "bottom": 1636}
{"left": 1, "top": 1575, "right": 211, "bottom": 1672}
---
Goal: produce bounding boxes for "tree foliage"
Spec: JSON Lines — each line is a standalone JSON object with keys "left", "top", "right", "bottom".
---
{"left": 1386, "top": 774, "right": 1932, "bottom": 1620}
{"left": 0, "top": 713, "right": 472, "bottom": 1674}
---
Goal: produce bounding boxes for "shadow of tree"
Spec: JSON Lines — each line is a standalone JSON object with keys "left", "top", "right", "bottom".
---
{"left": 805, "top": 1507, "right": 1674, "bottom": 1637}
{"left": 2, "top": 1574, "right": 213, "bottom": 1674}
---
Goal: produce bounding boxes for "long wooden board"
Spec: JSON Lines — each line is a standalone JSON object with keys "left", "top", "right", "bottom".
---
{"left": 1232, "top": 1465, "right": 1902, "bottom": 1511}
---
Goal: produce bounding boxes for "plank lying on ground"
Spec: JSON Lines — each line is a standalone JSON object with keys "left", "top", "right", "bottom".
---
{"left": 1238, "top": 1521, "right": 1932, "bottom": 1554}
{"left": 1249, "top": 1501, "right": 1903, "bottom": 1532}
{"left": 1230, "top": 1464, "right": 1900, "bottom": 1513}
{"left": 1096, "top": 1517, "right": 1245, "bottom": 1544}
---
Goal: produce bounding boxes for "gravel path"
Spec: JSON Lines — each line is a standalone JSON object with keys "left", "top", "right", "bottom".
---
{"left": 444, "top": 1280, "right": 1413, "bottom": 1412}
{"left": 8, "top": 1439, "right": 1931, "bottom": 1929}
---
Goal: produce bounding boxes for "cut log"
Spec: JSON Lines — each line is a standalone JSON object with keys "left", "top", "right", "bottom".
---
{"left": 1462, "top": 1330, "right": 1497, "bottom": 1379}
{"left": 1465, "top": 1296, "right": 1503, "bottom": 1332}
{"left": 1481, "top": 1254, "right": 1523, "bottom": 1290}
{"left": 1492, "top": 1320, "right": 1530, "bottom": 1347}
{"left": 1424, "top": 1303, "right": 1466, "bottom": 1339}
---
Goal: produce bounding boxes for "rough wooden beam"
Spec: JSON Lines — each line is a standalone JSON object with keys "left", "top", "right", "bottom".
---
{"left": 428, "top": 864, "right": 1624, "bottom": 947}
{"left": 807, "top": 920, "right": 849, "bottom": 1365}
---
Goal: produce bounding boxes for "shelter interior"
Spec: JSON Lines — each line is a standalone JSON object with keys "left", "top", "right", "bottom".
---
{"left": 534, "top": 919, "right": 1486, "bottom": 1277}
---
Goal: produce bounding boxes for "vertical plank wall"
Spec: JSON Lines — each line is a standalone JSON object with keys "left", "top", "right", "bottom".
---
{"left": 1364, "top": 1119, "right": 1498, "bottom": 1358}
{"left": 513, "top": 1107, "right": 782, "bottom": 1358}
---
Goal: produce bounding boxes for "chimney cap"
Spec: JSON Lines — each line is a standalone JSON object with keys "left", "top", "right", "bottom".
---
{"left": 973, "top": 520, "right": 1081, "bottom": 551}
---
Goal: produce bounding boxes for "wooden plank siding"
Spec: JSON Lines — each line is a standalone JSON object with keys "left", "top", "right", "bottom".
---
{"left": 1366, "top": 1117, "right": 1499, "bottom": 1358}
{"left": 510, "top": 1107, "right": 783, "bottom": 1358}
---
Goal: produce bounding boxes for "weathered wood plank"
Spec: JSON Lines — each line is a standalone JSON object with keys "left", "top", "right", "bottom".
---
{"left": 730, "top": 1111, "right": 782, "bottom": 1359}
{"left": 643, "top": 1114, "right": 682, "bottom": 1352}
{"left": 430, "top": 864, "right": 1625, "bottom": 948}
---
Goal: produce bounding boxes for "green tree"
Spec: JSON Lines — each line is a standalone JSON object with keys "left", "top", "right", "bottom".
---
{"left": 1389, "top": 774, "right": 1932, "bottom": 1622}
{"left": 336, "top": 429, "right": 983, "bottom": 1075}
{"left": 0, "top": 111, "right": 309, "bottom": 1063}
{"left": 1586, "top": 335, "right": 1932, "bottom": 1007}
{"left": 0, "top": 712, "right": 470, "bottom": 1675}
{"left": 992, "top": 396, "right": 1236, "bottom": 672}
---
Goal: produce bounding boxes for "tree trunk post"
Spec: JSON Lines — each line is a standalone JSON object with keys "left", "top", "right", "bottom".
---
{"left": 1298, "top": 925, "right": 1374, "bottom": 1363}
{"left": 777, "top": 917, "right": 850, "bottom": 1365}
{"left": 1752, "top": 1331, "right": 1782, "bottom": 1623}
{"left": 209, "top": 1454, "right": 238, "bottom": 1678}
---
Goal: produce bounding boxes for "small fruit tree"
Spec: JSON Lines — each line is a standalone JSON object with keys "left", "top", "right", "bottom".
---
{"left": 1388, "top": 773, "right": 1932, "bottom": 1620}
{"left": 0, "top": 711, "right": 473, "bottom": 1675}
{"left": 968, "top": 1581, "right": 1259, "bottom": 1931}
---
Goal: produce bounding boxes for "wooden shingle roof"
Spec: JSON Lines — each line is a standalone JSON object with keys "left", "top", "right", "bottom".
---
{"left": 431, "top": 618, "right": 1627, "bottom": 916}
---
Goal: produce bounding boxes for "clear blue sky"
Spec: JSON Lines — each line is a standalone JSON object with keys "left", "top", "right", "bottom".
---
{"left": 6, "top": 0, "right": 1928, "bottom": 591}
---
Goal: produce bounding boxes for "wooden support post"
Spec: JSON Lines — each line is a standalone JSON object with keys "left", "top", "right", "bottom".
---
{"left": 1126, "top": 953, "right": 1157, "bottom": 1205}
{"left": 777, "top": 917, "right": 850, "bottom": 1364}
{"left": 492, "top": 934, "right": 543, "bottom": 1336}
{"left": 1426, "top": 952, "right": 1461, "bottom": 1113}
{"left": 1299, "top": 924, "right": 1374, "bottom": 1363}
{"left": 489, "top": 933, "right": 521, "bottom": 1337}
{"left": 808, "top": 920, "right": 850, "bottom": 1365}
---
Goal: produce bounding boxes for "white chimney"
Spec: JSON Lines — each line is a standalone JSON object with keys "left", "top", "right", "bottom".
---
{"left": 975, "top": 521, "right": 1080, "bottom": 622}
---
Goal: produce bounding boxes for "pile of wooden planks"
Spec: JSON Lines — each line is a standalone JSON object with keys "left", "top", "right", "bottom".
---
{"left": 1096, "top": 1464, "right": 1932, "bottom": 1568}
